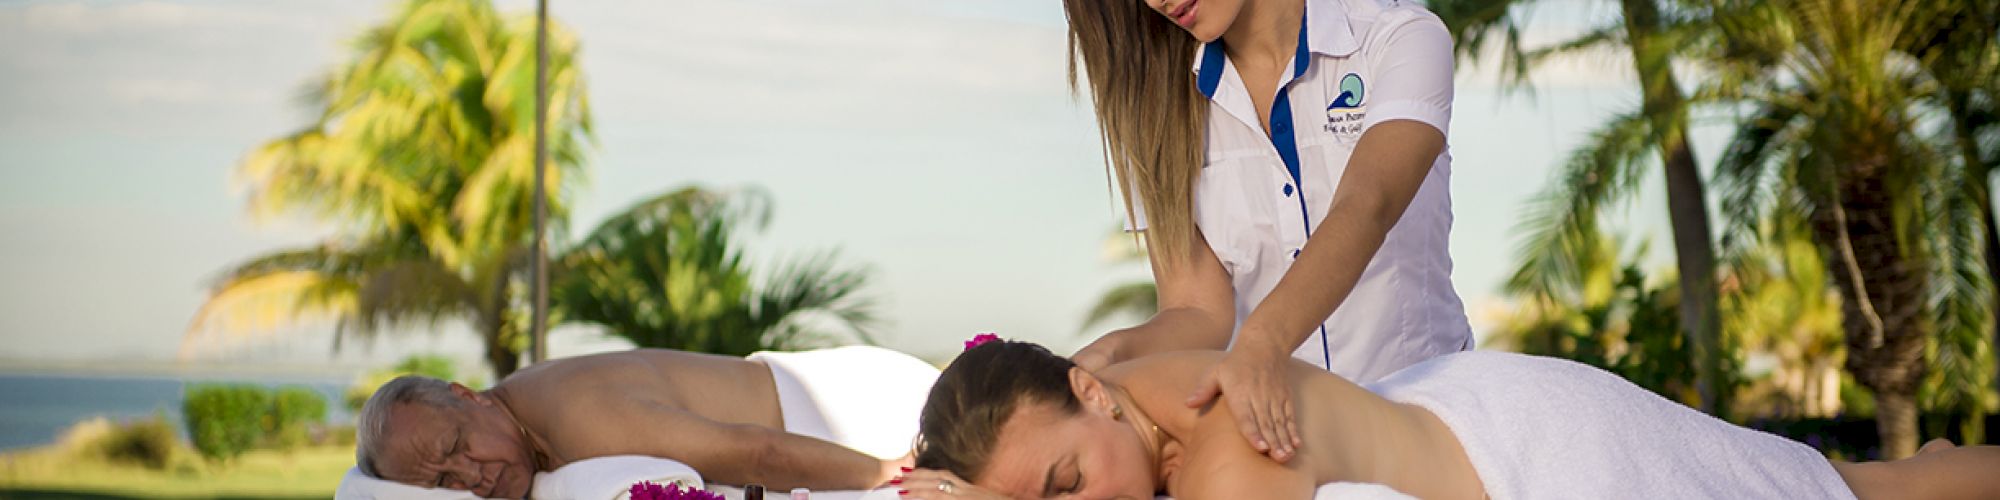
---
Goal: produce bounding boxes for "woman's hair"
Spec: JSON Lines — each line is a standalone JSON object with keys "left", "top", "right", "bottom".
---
{"left": 915, "top": 340, "right": 1081, "bottom": 481}
{"left": 1062, "top": 0, "right": 1211, "bottom": 267}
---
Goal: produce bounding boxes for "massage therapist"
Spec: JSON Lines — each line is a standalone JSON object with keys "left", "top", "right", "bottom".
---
{"left": 1064, "top": 0, "right": 1473, "bottom": 463}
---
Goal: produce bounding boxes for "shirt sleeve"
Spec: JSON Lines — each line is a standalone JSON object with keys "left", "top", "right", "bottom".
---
{"left": 1360, "top": 11, "right": 1454, "bottom": 136}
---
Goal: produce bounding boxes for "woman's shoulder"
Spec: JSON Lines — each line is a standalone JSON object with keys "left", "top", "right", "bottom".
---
{"left": 1169, "top": 399, "right": 1320, "bottom": 499}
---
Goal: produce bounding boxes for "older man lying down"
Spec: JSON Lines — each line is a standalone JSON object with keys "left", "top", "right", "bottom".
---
{"left": 353, "top": 347, "right": 924, "bottom": 498}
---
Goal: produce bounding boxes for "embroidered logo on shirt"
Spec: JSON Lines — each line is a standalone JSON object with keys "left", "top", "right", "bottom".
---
{"left": 1328, "top": 73, "right": 1365, "bottom": 109}
{"left": 1325, "top": 73, "right": 1366, "bottom": 136}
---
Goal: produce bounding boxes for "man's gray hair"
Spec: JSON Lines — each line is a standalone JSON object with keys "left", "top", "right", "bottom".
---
{"left": 355, "top": 375, "right": 464, "bottom": 478}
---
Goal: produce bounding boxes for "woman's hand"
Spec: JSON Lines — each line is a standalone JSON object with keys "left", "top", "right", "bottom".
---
{"left": 1185, "top": 337, "right": 1299, "bottom": 462}
{"left": 893, "top": 468, "right": 1008, "bottom": 500}
{"left": 1072, "top": 330, "right": 1127, "bottom": 372}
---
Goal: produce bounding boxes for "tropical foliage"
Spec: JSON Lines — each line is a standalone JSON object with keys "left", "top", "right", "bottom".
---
{"left": 553, "top": 187, "right": 880, "bottom": 356}
{"left": 183, "top": 0, "right": 592, "bottom": 379}
{"left": 1704, "top": 0, "right": 1997, "bottom": 457}
{"left": 1432, "top": 0, "right": 1729, "bottom": 415}
{"left": 1459, "top": 0, "right": 1999, "bottom": 457}
{"left": 1079, "top": 228, "right": 1158, "bottom": 334}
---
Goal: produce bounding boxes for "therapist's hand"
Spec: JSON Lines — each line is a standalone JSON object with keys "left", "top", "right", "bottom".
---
{"left": 1186, "top": 336, "right": 1299, "bottom": 462}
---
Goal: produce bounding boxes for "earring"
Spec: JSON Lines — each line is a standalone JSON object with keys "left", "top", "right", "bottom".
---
{"left": 1112, "top": 405, "right": 1124, "bottom": 420}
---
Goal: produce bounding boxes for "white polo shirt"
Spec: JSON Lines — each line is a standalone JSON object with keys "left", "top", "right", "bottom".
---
{"left": 1129, "top": 0, "right": 1471, "bottom": 382}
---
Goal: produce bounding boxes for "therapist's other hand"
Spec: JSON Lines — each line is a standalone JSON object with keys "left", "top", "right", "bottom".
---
{"left": 1186, "top": 338, "right": 1299, "bottom": 462}
{"left": 1072, "top": 331, "right": 1125, "bottom": 372}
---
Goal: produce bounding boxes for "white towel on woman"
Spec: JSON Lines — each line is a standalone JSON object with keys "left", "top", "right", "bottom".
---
{"left": 1365, "top": 351, "right": 1858, "bottom": 500}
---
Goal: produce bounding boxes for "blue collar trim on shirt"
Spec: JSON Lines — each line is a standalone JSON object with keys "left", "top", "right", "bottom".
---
{"left": 1193, "top": 6, "right": 1314, "bottom": 99}
{"left": 1196, "top": 40, "right": 1227, "bottom": 98}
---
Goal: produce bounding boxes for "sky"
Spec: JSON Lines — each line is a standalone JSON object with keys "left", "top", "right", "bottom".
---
{"left": 0, "top": 0, "right": 1693, "bottom": 374}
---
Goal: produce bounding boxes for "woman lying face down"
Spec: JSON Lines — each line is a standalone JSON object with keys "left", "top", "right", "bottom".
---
{"left": 899, "top": 340, "right": 2000, "bottom": 500}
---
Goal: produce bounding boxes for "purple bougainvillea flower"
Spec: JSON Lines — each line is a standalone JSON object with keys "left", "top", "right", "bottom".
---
{"left": 965, "top": 333, "right": 1002, "bottom": 351}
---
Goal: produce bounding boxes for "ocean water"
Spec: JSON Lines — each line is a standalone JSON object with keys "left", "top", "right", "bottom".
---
{"left": 0, "top": 372, "right": 351, "bottom": 451}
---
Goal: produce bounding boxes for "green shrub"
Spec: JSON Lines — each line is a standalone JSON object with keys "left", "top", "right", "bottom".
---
{"left": 324, "top": 424, "right": 358, "bottom": 446}
{"left": 96, "top": 412, "right": 182, "bottom": 469}
{"left": 266, "top": 386, "right": 329, "bottom": 450}
{"left": 345, "top": 354, "right": 475, "bottom": 412}
{"left": 183, "top": 384, "right": 269, "bottom": 462}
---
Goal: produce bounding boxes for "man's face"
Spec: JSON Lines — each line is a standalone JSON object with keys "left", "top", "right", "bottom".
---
{"left": 371, "top": 393, "right": 536, "bottom": 499}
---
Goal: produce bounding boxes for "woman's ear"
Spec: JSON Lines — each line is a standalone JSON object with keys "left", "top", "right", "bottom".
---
{"left": 1068, "top": 367, "right": 1113, "bottom": 415}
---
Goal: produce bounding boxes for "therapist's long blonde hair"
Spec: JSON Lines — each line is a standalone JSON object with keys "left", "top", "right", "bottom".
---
{"left": 1063, "top": 0, "right": 1209, "bottom": 267}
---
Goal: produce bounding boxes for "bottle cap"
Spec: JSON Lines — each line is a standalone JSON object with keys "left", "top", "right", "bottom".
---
{"left": 790, "top": 487, "right": 810, "bottom": 500}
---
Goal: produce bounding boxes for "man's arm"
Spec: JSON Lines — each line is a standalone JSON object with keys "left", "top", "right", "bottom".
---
{"left": 560, "top": 398, "right": 895, "bottom": 490}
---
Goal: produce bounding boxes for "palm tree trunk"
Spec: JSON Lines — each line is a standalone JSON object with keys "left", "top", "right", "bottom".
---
{"left": 486, "top": 335, "right": 521, "bottom": 380}
{"left": 1618, "top": 0, "right": 1726, "bottom": 416}
{"left": 1875, "top": 389, "right": 1920, "bottom": 459}
{"left": 1814, "top": 181, "right": 1929, "bottom": 459}
{"left": 483, "top": 311, "right": 521, "bottom": 380}
{"left": 528, "top": 0, "right": 551, "bottom": 365}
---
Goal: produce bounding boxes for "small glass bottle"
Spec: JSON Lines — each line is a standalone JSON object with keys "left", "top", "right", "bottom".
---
{"left": 790, "top": 487, "right": 811, "bottom": 500}
{"left": 742, "top": 484, "right": 765, "bottom": 499}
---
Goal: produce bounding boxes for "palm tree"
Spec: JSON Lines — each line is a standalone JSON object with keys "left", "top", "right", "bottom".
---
{"left": 182, "top": 0, "right": 592, "bottom": 380}
{"left": 1907, "top": 0, "right": 1999, "bottom": 395}
{"left": 1430, "top": 0, "right": 1729, "bottom": 414}
{"left": 552, "top": 187, "right": 880, "bottom": 355}
{"left": 1706, "top": 0, "right": 1992, "bottom": 458}
{"left": 1079, "top": 228, "right": 1158, "bottom": 335}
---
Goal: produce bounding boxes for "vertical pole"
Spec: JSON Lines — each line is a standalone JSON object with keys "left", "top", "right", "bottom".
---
{"left": 530, "top": 0, "right": 551, "bottom": 364}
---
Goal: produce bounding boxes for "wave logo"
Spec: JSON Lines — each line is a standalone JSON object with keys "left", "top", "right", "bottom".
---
{"left": 1328, "top": 73, "right": 1364, "bottom": 110}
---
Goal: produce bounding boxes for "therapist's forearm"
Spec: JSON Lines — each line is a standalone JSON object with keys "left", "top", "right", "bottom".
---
{"left": 1233, "top": 120, "right": 1441, "bottom": 356}
{"left": 1234, "top": 192, "right": 1402, "bottom": 355}
{"left": 1110, "top": 306, "right": 1234, "bottom": 361}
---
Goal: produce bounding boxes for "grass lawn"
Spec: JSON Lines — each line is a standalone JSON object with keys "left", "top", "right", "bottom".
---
{"left": 0, "top": 445, "right": 350, "bottom": 499}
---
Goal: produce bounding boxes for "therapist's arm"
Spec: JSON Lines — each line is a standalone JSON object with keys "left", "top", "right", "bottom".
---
{"left": 1237, "top": 120, "right": 1443, "bottom": 356}
{"left": 1185, "top": 119, "right": 1445, "bottom": 462}
{"left": 1073, "top": 227, "right": 1237, "bottom": 371}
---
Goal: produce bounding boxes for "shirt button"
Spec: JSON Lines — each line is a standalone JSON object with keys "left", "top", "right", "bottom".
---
{"left": 1282, "top": 184, "right": 1295, "bottom": 197}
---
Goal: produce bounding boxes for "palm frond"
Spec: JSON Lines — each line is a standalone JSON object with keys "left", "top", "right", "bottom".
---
{"left": 1078, "top": 282, "right": 1159, "bottom": 335}
{"left": 753, "top": 252, "right": 881, "bottom": 350}
{"left": 1507, "top": 110, "right": 1656, "bottom": 300}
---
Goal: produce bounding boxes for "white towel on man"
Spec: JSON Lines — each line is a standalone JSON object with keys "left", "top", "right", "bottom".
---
{"left": 747, "top": 345, "right": 940, "bottom": 459}
{"left": 1365, "top": 351, "right": 1858, "bottom": 500}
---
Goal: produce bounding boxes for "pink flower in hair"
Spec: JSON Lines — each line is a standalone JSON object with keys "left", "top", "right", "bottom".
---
{"left": 964, "top": 333, "right": 1003, "bottom": 351}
